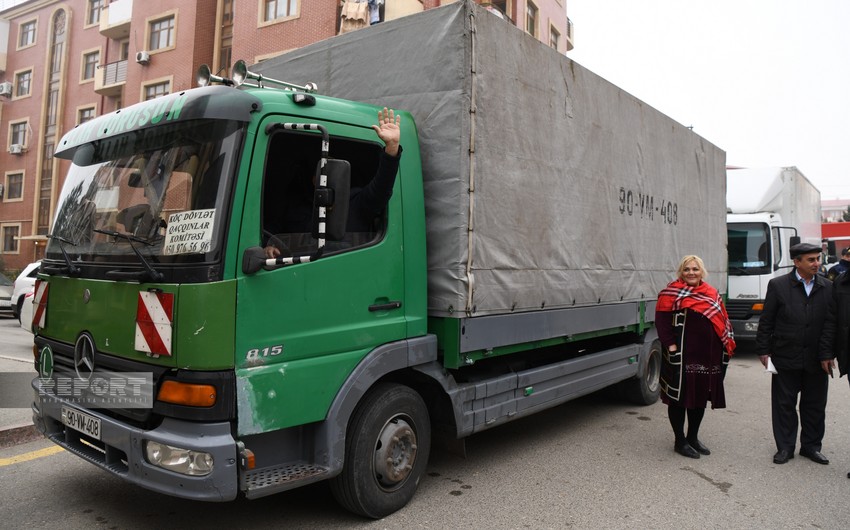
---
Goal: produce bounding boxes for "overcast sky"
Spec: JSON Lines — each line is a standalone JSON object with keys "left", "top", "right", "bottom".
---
{"left": 0, "top": 0, "right": 22, "bottom": 11}
{"left": 567, "top": 0, "right": 850, "bottom": 199}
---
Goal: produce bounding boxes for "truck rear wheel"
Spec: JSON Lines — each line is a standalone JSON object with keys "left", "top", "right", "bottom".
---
{"left": 623, "top": 339, "right": 661, "bottom": 405}
{"left": 330, "top": 383, "right": 431, "bottom": 519}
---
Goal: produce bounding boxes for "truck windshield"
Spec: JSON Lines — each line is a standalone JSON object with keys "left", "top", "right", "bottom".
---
{"left": 727, "top": 222, "right": 772, "bottom": 275}
{"left": 46, "top": 119, "right": 243, "bottom": 274}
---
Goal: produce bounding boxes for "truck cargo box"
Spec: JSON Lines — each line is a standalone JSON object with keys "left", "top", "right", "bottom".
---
{"left": 727, "top": 166, "right": 822, "bottom": 246}
{"left": 255, "top": 0, "right": 727, "bottom": 317}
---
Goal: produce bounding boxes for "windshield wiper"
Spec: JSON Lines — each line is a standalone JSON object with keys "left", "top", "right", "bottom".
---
{"left": 42, "top": 234, "right": 81, "bottom": 277}
{"left": 94, "top": 228, "right": 164, "bottom": 282}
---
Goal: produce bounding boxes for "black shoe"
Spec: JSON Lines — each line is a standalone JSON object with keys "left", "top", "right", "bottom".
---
{"left": 688, "top": 438, "right": 711, "bottom": 456}
{"left": 675, "top": 443, "right": 700, "bottom": 459}
{"left": 799, "top": 448, "right": 829, "bottom": 465}
{"left": 773, "top": 449, "right": 794, "bottom": 464}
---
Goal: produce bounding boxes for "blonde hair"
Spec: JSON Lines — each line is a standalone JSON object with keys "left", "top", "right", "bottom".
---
{"left": 676, "top": 255, "right": 707, "bottom": 281}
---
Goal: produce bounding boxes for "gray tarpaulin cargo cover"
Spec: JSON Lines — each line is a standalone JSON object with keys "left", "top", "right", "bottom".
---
{"left": 254, "top": 0, "right": 727, "bottom": 318}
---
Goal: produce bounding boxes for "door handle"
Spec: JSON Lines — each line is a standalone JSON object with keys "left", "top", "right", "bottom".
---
{"left": 368, "top": 301, "right": 402, "bottom": 312}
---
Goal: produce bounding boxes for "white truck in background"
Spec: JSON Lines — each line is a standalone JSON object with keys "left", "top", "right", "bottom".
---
{"left": 725, "top": 167, "right": 822, "bottom": 341}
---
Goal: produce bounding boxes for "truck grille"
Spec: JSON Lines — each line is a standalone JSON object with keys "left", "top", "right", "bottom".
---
{"left": 725, "top": 299, "right": 759, "bottom": 320}
{"left": 35, "top": 337, "right": 169, "bottom": 429}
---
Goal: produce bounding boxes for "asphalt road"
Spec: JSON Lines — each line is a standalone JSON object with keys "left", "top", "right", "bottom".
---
{"left": 2, "top": 318, "right": 850, "bottom": 528}
{"left": 0, "top": 315, "right": 37, "bottom": 433}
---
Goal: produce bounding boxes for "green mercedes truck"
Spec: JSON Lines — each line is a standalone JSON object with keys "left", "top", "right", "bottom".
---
{"left": 30, "top": 1, "right": 727, "bottom": 518}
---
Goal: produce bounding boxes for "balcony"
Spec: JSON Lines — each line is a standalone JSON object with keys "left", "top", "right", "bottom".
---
{"left": 100, "top": 0, "right": 133, "bottom": 40}
{"left": 565, "top": 17, "right": 574, "bottom": 51}
{"left": 94, "top": 59, "right": 127, "bottom": 96}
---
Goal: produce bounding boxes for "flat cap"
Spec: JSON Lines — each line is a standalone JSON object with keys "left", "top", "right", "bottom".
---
{"left": 790, "top": 242, "right": 821, "bottom": 259}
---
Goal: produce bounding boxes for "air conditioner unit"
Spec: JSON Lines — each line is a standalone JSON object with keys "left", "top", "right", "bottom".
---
{"left": 9, "top": 143, "right": 23, "bottom": 155}
{"left": 135, "top": 51, "right": 151, "bottom": 65}
{"left": 0, "top": 82, "right": 13, "bottom": 98}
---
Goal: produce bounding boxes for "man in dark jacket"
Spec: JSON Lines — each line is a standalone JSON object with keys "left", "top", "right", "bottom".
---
{"left": 756, "top": 242, "right": 835, "bottom": 465}
{"left": 820, "top": 266, "right": 850, "bottom": 477}
{"left": 827, "top": 247, "right": 850, "bottom": 281}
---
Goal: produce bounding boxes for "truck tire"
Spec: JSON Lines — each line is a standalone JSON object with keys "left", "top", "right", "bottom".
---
{"left": 623, "top": 339, "right": 662, "bottom": 405}
{"left": 330, "top": 383, "right": 431, "bottom": 519}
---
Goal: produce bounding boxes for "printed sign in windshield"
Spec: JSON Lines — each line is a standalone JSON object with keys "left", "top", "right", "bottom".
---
{"left": 164, "top": 210, "right": 216, "bottom": 255}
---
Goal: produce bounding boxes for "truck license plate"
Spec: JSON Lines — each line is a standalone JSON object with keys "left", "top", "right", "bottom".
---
{"left": 61, "top": 406, "right": 101, "bottom": 440}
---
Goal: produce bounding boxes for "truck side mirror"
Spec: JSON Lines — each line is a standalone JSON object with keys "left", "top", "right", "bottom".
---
{"left": 312, "top": 159, "right": 350, "bottom": 241}
{"left": 72, "top": 143, "right": 94, "bottom": 166}
{"left": 790, "top": 235, "right": 801, "bottom": 247}
{"left": 242, "top": 246, "right": 267, "bottom": 275}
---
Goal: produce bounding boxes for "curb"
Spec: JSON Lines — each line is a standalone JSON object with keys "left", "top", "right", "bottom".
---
{"left": 0, "top": 423, "right": 40, "bottom": 449}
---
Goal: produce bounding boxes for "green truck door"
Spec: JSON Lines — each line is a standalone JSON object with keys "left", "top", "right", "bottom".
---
{"left": 233, "top": 118, "right": 408, "bottom": 434}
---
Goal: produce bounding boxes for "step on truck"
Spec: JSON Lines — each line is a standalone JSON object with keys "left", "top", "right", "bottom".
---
{"left": 31, "top": 1, "right": 727, "bottom": 518}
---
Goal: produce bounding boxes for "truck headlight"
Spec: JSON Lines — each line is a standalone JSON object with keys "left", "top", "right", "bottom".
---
{"left": 145, "top": 440, "right": 214, "bottom": 476}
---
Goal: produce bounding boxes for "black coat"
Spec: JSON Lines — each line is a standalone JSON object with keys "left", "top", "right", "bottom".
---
{"left": 821, "top": 271, "right": 850, "bottom": 376}
{"left": 755, "top": 270, "right": 833, "bottom": 373}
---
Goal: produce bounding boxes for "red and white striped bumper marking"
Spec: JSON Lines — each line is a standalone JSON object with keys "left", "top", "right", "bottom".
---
{"left": 135, "top": 291, "right": 174, "bottom": 356}
{"left": 32, "top": 280, "right": 48, "bottom": 329}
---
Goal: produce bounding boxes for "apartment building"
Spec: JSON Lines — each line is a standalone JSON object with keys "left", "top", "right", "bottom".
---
{"left": 0, "top": 0, "right": 572, "bottom": 270}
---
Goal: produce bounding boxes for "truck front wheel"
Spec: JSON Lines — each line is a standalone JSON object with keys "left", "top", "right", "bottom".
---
{"left": 330, "top": 383, "right": 431, "bottom": 519}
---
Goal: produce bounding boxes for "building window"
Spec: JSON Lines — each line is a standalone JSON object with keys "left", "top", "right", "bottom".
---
{"left": 1, "top": 225, "right": 20, "bottom": 253}
{"left": 144, "top": 81, "right": 170, "bottom": 100}
{"left": 19, "top": 20, "right": 36, "bottom": 48}
{"left": 10, "top": 122, "right": 27, "bottom": 147}
{"left": 4, "top": 173, "right": 24, "bottom": 201}
{"left": 87, "top": 0, "right": 104, "bottom": 26}
{"left": 526, "top": 2, "right": 538, "bottom": 37}
{"left": 120, "top": 40, "right": 130, "bottom": 60}
{"left": 14, "top": 70, "right": 32, "bottom": 98}
{"left": 47, "top": 90, "right": 58, "bottom": 127}
{"left": 78, "top": 107, "right": 96, "bottom": 125}
{"left": 550, "top": 26, "right": 560, "bottom": 50}
{"left": 219, "top": 0, "right": 234, "bottom": 74}
{"left": 149, "top": 16, "right": 175, "bottom": 51}
{"left": 264, "top": 0, "right": 299, "bottom": 22}
{"left": 82, "top": 51, "right": 100, "bottom": 81}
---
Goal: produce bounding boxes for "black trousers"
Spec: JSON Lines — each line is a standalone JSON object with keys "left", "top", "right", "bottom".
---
{"left": 771, "top": 368, "right": 828, "bottom": 452}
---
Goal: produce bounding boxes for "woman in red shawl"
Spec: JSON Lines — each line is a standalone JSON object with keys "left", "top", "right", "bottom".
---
{"left": 656, "top": 255, "right": 736, "bottom": 459}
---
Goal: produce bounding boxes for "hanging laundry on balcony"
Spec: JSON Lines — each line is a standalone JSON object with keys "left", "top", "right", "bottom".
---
{"left": 339, "top": 0, "right": 369, "bottom": 34}
{"left": 368, "top": 0, "right": 384, "bottom": 25}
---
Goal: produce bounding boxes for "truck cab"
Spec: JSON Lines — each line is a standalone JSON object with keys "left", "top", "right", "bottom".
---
{"left": 726, "top": 212, "right": 797, "bottom": 340}
{"left": 725, "top": 166, "right": 822, "bottom": 341}
{"left": 32, "top": 83, "right": 429, "bottom": 509}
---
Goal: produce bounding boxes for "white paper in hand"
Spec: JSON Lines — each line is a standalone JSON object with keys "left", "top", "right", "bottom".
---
{"left": 765, "top": 357, "right": 778, "bottom": 374}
